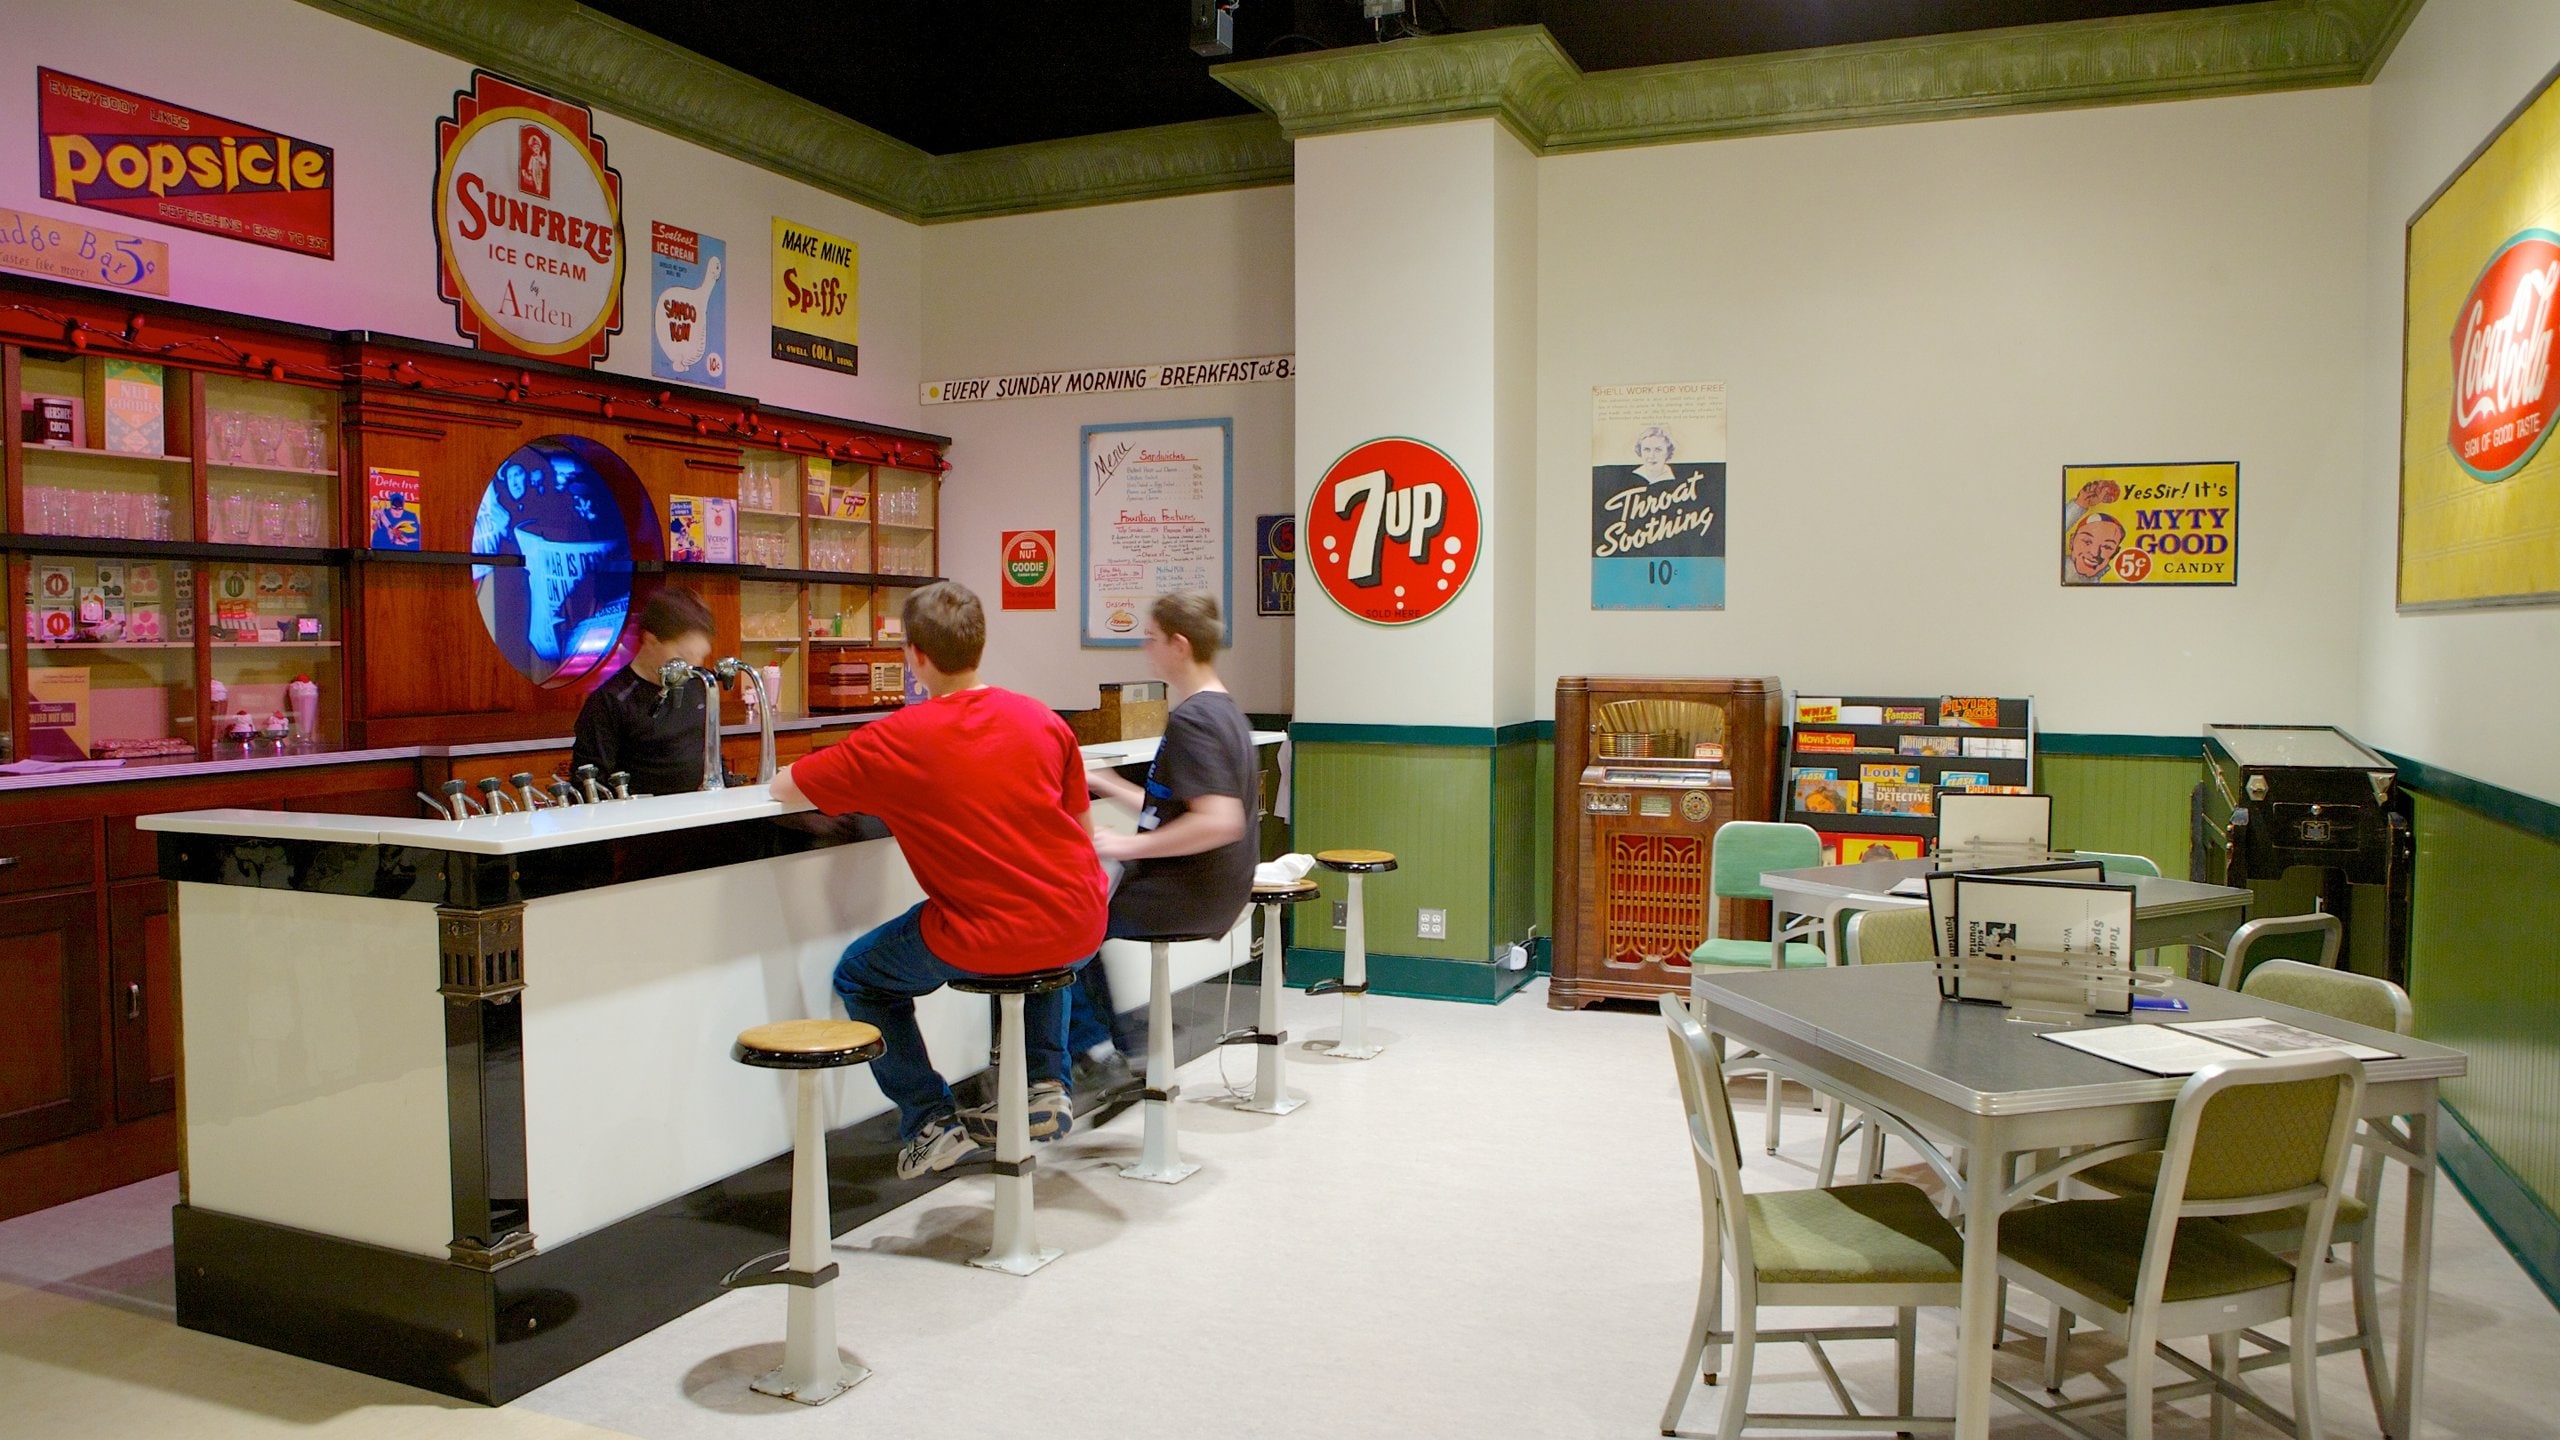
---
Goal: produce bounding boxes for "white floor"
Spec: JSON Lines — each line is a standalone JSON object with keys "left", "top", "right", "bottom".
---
{"left": 4, "top": 977, "right": 2558, "bottom": 1439}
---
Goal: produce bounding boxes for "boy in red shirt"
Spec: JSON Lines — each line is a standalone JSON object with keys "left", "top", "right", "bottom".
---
{"left": 773, "top": 583, "right": 1108, "bottom": 1179}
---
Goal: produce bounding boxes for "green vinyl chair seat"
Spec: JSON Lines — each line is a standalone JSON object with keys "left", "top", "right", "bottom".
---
{"left": 1744, "top": 1182, "right": 1965, "bottom": 1286}
{"left": 2068, "top": 850, "right": 2162, "bottom": 881}
{"left": 1691, "top": 937, "right": 1831, "bottom": 968}
{"left": 2240, "top": 964, "right": 2402, "bottom": 1033}
{"left": 2001, "top": 1198, "right": 2297, "bottom": 1308}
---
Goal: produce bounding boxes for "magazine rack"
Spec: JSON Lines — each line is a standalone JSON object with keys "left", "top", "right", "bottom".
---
{"left": 1934, "top": 943, "right": 2169, "bottom": 1025}
{"left": 1783, "top": 693, "right": 2036, "bottom": 861}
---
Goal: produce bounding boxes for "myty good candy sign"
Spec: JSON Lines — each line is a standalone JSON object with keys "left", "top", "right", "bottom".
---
{"left": 2060, "top": 462, "right": 2239, "bottom": 586}
{"left": 37, "top": 69, "right": 333, "bottom": 258}
{"left": 435, "top": 72, "right": 624, "bottom": 365}
{"left": 1306, "top": 437, "right": 1480, "bottom": 625}
{"left": 771, "top": 217, "right": 858, "bottom": 374}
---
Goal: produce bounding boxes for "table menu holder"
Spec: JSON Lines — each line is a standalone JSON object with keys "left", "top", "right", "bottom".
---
{"left": 1933, "top": 944, "right": 2172, "bottom": 1025}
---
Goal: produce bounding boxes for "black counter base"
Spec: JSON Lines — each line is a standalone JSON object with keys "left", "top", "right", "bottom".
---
{"left": 172, "top": 969, "right": 1244, "bottom": 1405}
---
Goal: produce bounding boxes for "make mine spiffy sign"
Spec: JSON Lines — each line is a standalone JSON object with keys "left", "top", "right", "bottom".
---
{"left": 1306, "top": 437, "right": 1481, "bottom": 626}
{"left": 434, "top": 71, "right": 624, "bottom": 366}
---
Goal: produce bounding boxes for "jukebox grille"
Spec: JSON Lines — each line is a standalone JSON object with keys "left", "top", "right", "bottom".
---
{"left": 1601, "top": 833, "right": 1709, "bottom": 967}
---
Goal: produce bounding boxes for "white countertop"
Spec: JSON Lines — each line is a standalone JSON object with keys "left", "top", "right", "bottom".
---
{"left": 138, "top": 731, "right": 1285, "bottom": 856}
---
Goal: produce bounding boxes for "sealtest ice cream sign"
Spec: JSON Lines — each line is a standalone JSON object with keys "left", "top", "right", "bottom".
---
{"left": 435, "top": 72, "right": 624, "bottom": 366}
{"left": 2449, "top": 229, "right": 2560, "bottom": 482}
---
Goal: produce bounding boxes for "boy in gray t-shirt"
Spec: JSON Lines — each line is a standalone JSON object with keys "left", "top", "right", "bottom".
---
{"left": 1072, "top": 592, "right": 1258, "bottom": 1084}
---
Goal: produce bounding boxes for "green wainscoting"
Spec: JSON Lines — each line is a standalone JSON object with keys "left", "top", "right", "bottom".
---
{"left": 2042, "top": 754, "right": 2196, "bottom": 874}
{"left": 1286, "top": 736, "right": 1542, "bottom": 1004}
{"left": 2404, "top": 791, "right": 2560, "bottom": 1308}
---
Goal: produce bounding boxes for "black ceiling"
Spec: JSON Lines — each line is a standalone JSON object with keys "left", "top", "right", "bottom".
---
{"left": 581, "top": 0, "right": 2268, "bottom": 156}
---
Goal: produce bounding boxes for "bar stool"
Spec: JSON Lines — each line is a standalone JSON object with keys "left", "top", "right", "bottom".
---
{"left": 1121, "top": 930, "right": 1227, "bottom": 1184}
{"left": 946, "top": 966, "right": 1079, "bottom": 1275}
{"left": 1309, "top": 849, "right": 1396, "bottom": 1060}
{"left": 1220, "top": 879, "right": 1320, "bottom": 1114}
{"left": 727, "top": 1018, "right": 885, "bottom": 1405}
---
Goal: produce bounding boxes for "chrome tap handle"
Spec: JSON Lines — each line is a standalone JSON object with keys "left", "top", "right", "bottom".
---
{"left": 511, "top": 771, "right": 544, "bottom": 811}
{"left": 415, "top": 790, "right": 455, "bottom": 820}
{"left": 548, "top": 778, "right": 578, "bottom": 807}
{"left": 573, "top": 764, "right": 603, "bottom": 804}
{"left": 442, "top": 778, "right": 483, "bottom": 817}
{"left": 608, "top": 771, "right": 632, "bottom": 801}
{"left": 714, "top": 657, "right": 778, "bottom": 784}
{"left": 477, "top": 776, "right": 515, "bottom": 814}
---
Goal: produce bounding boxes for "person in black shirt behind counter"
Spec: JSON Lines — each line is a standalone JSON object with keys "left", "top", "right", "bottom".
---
{"left": 571, "top": 588, "right": 719, "bottom": 797}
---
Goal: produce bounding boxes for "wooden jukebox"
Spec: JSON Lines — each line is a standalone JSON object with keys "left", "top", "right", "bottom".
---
{"left": 1550, "top": 677, "right": 1784, "bottom": 1009}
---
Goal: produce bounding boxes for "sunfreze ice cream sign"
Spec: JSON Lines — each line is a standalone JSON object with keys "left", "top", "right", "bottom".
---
{"left": 434, "top": 71, "right": 624, "bottom": 366}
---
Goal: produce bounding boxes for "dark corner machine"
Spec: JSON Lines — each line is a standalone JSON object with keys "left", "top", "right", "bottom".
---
{"left": 2192, "top": 724, "right": 2414, "bottom": 986}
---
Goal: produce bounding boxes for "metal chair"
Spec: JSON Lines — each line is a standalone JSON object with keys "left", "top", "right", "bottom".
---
{"left": 1816, "top": 906, "right": 1936, "bottom": 1187}
{"left": 1659, "top": 993, "right": 1963, "bottom": 1439}
{"left": 2077, "top": 957, "right": 2409, "bottom": 1433}
{"left": 2213, "top": 913, "right": 2347, "bottom": 990}
{"left": 2001, "top": 1051, "right": 2367, "bottom": 1440}
{"left": 1689, "top": 821, "right": 1829, "bottom": 1154}
{"left": 2066, "top": 850, "right": 2162, "bottom": 881}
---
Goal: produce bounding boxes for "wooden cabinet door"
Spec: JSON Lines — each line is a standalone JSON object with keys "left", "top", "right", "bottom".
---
{"left": 0, "top": 891, "right": 105, "bottom": 1153}
{"left": 108, "top": 880, "right": 175, "bottom": 1123}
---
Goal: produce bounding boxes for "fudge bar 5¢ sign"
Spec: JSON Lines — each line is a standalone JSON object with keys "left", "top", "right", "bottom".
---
{"left": 1306, "top": 438, "right": 1480, "bottom": 625}
{"left": 434, "top": 72, "right": 624, "bottom": 366}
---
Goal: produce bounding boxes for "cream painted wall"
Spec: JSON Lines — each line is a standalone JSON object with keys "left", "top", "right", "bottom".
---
{"left": 921, "top": 187, "right": 1295, "bottom": 714}
{"left": 1295, "top": 119, "right": 1527, "bottom": 728}
{"left": 2360, "top": 0, "right": 2560, "bottom": 806}
{"left": 1533, "top": 89, "right": 2372, "bottom": 736}
{"left": 1, "top": 0, "right": 923, "bottom": 431}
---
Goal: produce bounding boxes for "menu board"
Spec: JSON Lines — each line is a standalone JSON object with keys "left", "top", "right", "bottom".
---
{"left": 1080, "top": 418, "right": 1232, "bottom": 648}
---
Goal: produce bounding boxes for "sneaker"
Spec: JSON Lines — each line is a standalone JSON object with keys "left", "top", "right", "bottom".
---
{"left": 1073, "top": 1050, "right": 1141, "bottom": 1099}
{"left": 959, "top": 1080, "right": 1075, "bottom": 1145}
{"left": 895, "top": 1115, "right": 981, "bottom": 1180}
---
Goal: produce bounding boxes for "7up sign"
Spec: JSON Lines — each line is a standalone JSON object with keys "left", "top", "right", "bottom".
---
{"left": 1306, "top": 437, "right": 1480, "bottom": 625}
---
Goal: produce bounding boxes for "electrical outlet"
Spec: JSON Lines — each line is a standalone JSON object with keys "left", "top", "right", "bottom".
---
{"left": 1418, "top": 907, "right": 1447, "bottom": 940}
{"left": 1331, "top": 901, "right": 1348, "bottom": 929}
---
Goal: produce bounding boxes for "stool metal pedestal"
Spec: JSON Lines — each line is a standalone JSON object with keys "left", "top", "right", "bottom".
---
{"left": 1124, "top": 934, "right": 1218, "bottom": 1183}
{"left": 949, "top": 968, "right": 1078, "bottom": 1276}
{"left": 1222, "top": 880, "right": 1321, "bottom": 1114}
{"left": 728, "top": 1019, "right": 885, "bottom": 1405}
{"left": 1309, "top": 850, "right": 1397, "bottom": 1060}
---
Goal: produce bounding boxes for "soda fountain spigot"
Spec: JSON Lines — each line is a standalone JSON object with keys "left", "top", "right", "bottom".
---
{"left": 477, "top": 776, "right": 515, "bottom": 814}
{"left": 574, "top": 763, "right": 603, "bottom": 804}
{"left": 512, "top": 772, "right": 544, "bottom": 811}
{"left": 609, "top": 771, "right": 632, "bottom": 801}
{"left": 442, "top": 778, "right": 483, "bottom": 817}
{"left": 714, "top": 657, "right": 778, "bottom": 784}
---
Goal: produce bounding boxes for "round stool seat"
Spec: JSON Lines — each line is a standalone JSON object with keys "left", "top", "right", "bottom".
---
{"left": 1131, "top": 931, "right": 1229, "bottom": 946}
{"left": 733, "top": 1019, "right": 885, "bottom": 1070}
{"left": 1316, "top": 848, "right": 1398, "bottom": 873}
{"left": 948, "top": 966, "right": 1080, "bottom": 996}
{"left": 1253, "top": 878, "right": 1325, "bottom": 903}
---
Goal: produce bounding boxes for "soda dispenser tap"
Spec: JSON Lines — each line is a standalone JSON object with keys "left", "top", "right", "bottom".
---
{"left": 609, "top": 771, "right": 632, "bottom": 801}
{"left": 415, "top": 790, "right": 455, "bottom": 820}
{"left": 442, "top": 778, "right": 483, "bottom": 817}
{"left": 511, "top": 772, "right": 545, "bottom": 811}
{"left": 714, "top": 657, "right": 778, "bottom": 784}
{"left": 476, "top": 776, "right": 515, "bottom": 814}
{"left": 657, "top": 658, "right": 726, "bottom": 791}
{"left": 574, "top": 764, "right": 603, "bottom": 804}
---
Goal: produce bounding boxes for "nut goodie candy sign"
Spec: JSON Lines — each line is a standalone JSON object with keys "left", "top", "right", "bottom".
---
{"left": 1306, "top": 437, "right": 1480, "bottom": 625}
{"left": 1001, "top": 530, "right": 1057, "bottom": 611}
{"left": 2059, "top": 462, "right": 2238, "bottom": 586}
{"left": 434, "top": 71, "right": 624, "bottom": 365}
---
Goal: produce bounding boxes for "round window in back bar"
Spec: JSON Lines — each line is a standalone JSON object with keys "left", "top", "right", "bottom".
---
{"left": 471, "top": 436, "right": 653, "bottom": 688}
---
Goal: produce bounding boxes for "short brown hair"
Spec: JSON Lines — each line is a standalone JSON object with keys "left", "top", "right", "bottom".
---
{"left": 637, "top": 587, "right": 714, "bottom": 642}
{"left": 902, "top": 582, "right": 985, "bottom": 673}
{"left": 1150, "top": 591, "right": 1222, "bottom": 661}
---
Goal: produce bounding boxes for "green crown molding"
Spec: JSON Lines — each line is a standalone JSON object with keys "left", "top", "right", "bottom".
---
{"left": 303, "top": 0, "right": 2422, "bottom": 224}
{"left": 1218, "top": 1, "right": 2421, "bottom": 153}
{"left": 917, "top": 114, "right": 1292, "bottom": 222}
{"left": 1214, "top": 26, "right": 1581, "bottom": 147}
{"left": 298, "top": 0, "right": 1285, "bottom": 223}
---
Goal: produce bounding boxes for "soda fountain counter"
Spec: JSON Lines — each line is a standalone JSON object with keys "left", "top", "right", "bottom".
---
{"left": 130, "top": 730, "right": 1280, "bottom": 1404}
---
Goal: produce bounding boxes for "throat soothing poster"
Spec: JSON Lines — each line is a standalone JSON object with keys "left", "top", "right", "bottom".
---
{"left": 1591, "top": 382, "right": 1726, "bottom": 609}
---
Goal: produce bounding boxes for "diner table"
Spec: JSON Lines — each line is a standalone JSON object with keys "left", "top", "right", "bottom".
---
{"left": 1758, "top": 855, "right": 2255, "bottom": 970}
{"left": 1691, "top": 963, "right": 2467, "bottom": 1440}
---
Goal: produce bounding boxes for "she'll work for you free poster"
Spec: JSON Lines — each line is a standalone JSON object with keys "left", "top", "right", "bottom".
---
{"left": 1592, "top": 382, "right": 1726, "bottom": 610}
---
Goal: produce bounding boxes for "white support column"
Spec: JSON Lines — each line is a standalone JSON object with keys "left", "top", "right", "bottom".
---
{"left": 972, "top": 993, "right": 1061, "bottom": 1275}
{"left": 1121, "top": 942, "right": 1201, "bottom": 1183}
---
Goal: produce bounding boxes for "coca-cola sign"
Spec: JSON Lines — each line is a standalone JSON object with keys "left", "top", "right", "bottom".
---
{"left": 2448, "top": 228, "right": 2560, "bottom": 481}
{"left": 434, "top": 71, "right": 623, "bottom": 366}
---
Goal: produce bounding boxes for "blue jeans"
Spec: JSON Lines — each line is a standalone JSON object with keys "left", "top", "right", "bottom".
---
{"left": 832, "top": 903, "right": 1075, "bottom": 1141}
